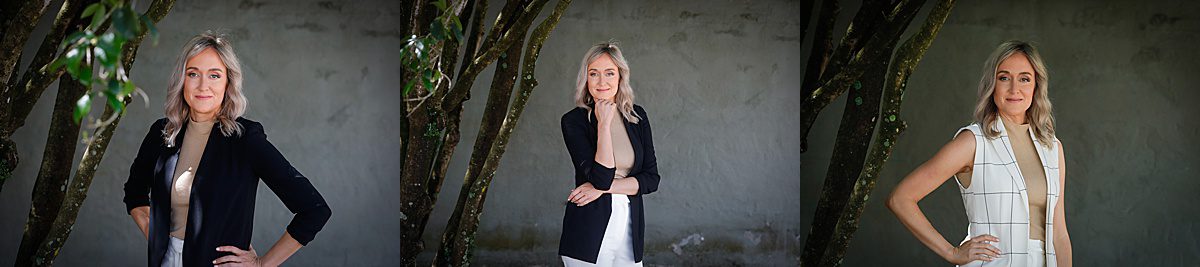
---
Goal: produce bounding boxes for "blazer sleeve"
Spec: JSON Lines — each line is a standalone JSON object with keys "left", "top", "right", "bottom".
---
{"left": 123, "top": 119, "right": 165, "bottom": 214}
{"left": 632, "top": 106, "right": 660, "bottom": 195}
{"left": 244, "top": 122, "right": 332, "bottom": 246}
{"left": 561, "top": 110, "right": 616, "bottom": 190}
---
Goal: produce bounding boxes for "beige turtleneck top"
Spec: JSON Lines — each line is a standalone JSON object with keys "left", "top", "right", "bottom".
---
{"left": 169, "top": 118, "right": 214, "bottom": 239}
{"left": 960, "top": 118, "right": 1048, "bottom": 241}
{"left": 609, "top": 118, "right": 634, "bottom": 203}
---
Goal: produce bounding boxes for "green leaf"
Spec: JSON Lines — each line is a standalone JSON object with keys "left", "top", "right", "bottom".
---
{"left": 74, "top": 93, "right": 91, "bottom": 123}
{"left": 141, "top": 14, "right": 159, "bottom": 44}
{"left": 121, "top": 80, "right": 136, "bottom": 95}
{"left": 81, "top": 4, "right": 101, "bottom": 19}
{"left": 430, "top": 20, "right": 446, "bottom": 40}
{"left": 77, "top": 64, "right": 93, "bottom": 86}
{"left": 107, "top": 79, "right": 121, "bottom": 95}
{"left": 111, "top": 8, "right": 137, "bottom": 38}
{"left": 428, "top": 71, "right": 442, "bottom": 92}
{"left": 106, "top": 91, "right": 124, "bottom": 115}
{"left": 97, "top": 33, "right": 122, "bottom": 68}
{"left": 403, "top": 79, "right": 417, "bottom": 96}
{"left": 47, "top": 56, "right": 67, "bottom": 72}
{"left": 433, "top": 0, "right": 448, "bottom": 11}
{"left": 58, "top": 32, "right": 86, "bottom": 51}
{"left": 88, "top": 5, "right": 107, "bottom": 29}
{"left": 64, "top": 47, "right": 84, "bottom": 78}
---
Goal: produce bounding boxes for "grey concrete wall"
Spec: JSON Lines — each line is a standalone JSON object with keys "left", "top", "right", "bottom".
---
{"left": 417, "top": 0, "right": 804, "bottom": 265}
{"left": 0, "top": 0, "right": 809, "bottom": 266}
{"left": 802, "top": 0, "right": 1200, "bottom": 266}
{"left": 1, "top": 0, "right": 403, "bottom": 265}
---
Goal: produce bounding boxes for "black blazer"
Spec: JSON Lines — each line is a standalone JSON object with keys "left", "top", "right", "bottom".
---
{"left": 558, "top": 104, "right": 661, "bottom": 263}
{"left": 123, "top": 118, "right": 331, "bottom": 267}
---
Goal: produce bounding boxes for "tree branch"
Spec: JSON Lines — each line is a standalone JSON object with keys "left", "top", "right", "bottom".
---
{"left": 434, "top": 0, "right": 568, "bottom": 265}
{"left": 25, "top": 1, "right": 175, "bottom": 265}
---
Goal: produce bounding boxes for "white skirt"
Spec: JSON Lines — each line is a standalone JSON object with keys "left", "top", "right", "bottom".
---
{"left": 161, "top": 236, "right": 184, "bottom": 267}
{"left": 562, "top": 194, "right": 642, "bottom": 267}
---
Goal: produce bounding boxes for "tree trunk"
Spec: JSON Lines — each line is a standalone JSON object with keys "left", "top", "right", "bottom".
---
{"left": 28, "top": 1, "right": 175, "bottom": 265}
{"left": 434, "top": 0, "right": 569, "bottom": 264}
{"left": 13, "top": 1, "right": 96, "bottom": 265}
{"left": 399, "top": 0, "right": 574, "bottom": 264}
{"left": 823, "top": 0, "right": 954, "bottom": 265}
{"left": 0, "top": 0, "right": 74, "bottom": 195}
{"left": 800, "top": 0, "right": 955, "bottom": 265}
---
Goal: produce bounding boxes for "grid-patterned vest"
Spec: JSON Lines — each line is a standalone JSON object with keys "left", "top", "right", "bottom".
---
{"left": 954, "top": 119, "right": 1059, "bottom": 267}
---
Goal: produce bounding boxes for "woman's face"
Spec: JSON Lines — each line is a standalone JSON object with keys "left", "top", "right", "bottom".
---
{"left": 587, "top": 53, "right": 620, "bottom": 101}
{"left": 992, "top": 52, "right": 1036, "bottom": 122}
{"left": 183, "top": 48, "right": 228, "bottom": 121}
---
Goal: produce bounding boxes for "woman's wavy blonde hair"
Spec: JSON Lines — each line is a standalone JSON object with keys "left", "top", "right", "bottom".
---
{"left": 162, "top": 32, "right": 247, "bottom": 146}
{"left": 574, "top": 41, "right": 640, "bottom": 123}
{"left": 974, "top": 40, "right": 1055, "bottom": 146}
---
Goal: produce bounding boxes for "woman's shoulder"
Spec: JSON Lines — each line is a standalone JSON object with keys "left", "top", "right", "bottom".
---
{"left": 561, "top": 106, "right": 590, "bottom": 123}
{"left": 633, "top": 104, "right": 648, "bottom": 118}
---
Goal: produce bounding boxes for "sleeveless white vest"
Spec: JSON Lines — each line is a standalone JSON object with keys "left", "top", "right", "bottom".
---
{"left": 954, "top": 119, "right": 1059, "bottom": 267}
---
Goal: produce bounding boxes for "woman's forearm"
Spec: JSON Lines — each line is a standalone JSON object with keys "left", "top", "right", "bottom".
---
{"left": 888, "top": 198, "right": 956, "bottom": 261}
{"left": 130, "top": 206, "right": 150, "bottom": 239}
{"left": 605, "top": 177, "right": 640, "bottom": 195}
{"left": 259, "top": 231, "right": 303, "bottom": 267}
{"left": 594, "top": 124, "right": 614, "bottom": 168}
{"left": 1055, "top": 232, "right": 1072, "bottom": 266}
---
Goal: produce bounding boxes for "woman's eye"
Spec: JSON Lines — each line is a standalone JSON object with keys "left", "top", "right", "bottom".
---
{"left": 187, "top": 73, "right": 198, "bottom": 78}
{"left": 209, "top": 74, "right": 221, "bottom": 79}
{"left": 998, "top": 76, "right": 1009, "bottom": 81}
{"left": 589, "top": 73, "right": 597, "bottom": 77}
{"left": 1020, "top": 77, "right": 1031, "bottom": 82}
{"left": 605, "top": 72, "right": 614, "bottom": 77}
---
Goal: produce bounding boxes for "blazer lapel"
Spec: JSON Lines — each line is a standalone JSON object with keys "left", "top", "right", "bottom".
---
{"left": 988, "top": 119, "right": 1030, "bottom": 217}
{"left": 623, "top": 117, "right": 643, "bottom": 172}
{"left": 1031, "top": 132, "right": 1057, "bottom": 224}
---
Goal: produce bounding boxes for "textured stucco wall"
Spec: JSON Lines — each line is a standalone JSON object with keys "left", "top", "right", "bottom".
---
{"left": 802, "top": 0, "right": 1200, "bottom": 266}
{"left": 1, "top": 0, "right": 403, "bottom": 265}
{"left": 0, "top": 0, "right": 808, "bottom": 266}
{"left": 418, "top": 0, "right": 804, "bottom": 265}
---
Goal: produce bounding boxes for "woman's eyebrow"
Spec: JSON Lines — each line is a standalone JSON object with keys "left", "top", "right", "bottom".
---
{"left": 995, "top": 70, "right": 1032, "bottom": 75}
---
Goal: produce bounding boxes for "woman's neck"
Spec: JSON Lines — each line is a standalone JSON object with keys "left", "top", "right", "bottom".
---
{"left": 190, "top": 112, "right": 216, "bottom": 123}
{"left": 999, "top": 113, "right": 1026, "bottom": 126}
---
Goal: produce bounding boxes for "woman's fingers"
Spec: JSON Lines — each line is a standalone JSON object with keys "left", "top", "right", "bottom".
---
{"left": 971, "top": 234, "right": 999, "bottom": 243}
{"left": 213, "top": 255, "right": 244, "bottom": 265}
{"left": 568, "top": 187, "right": 581, "bottom": 202}
{"left": 216, "top": 246, "right": 246, "bottom": 255}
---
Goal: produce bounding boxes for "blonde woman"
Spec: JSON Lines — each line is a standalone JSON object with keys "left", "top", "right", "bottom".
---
{"left": 123, "top": 32, "right": 331, "bottom": 267}
{"left": 559, "top": 41, "right": 661, "bottom": 266}
{"left": 887, "top": 40, "right": 1072, "bottom": 266}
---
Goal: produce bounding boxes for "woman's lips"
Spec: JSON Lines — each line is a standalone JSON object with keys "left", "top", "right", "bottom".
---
{"left": 1005, "top": 98, "right": 1023, "bottom": 102}
{"left": 195, "top": 95, "right": 214, "bottom": 100}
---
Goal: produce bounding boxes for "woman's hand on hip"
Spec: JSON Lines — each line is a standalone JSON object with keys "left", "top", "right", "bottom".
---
{"left": 593, "top": 98, "right": 618, "bottom": 125}
{"left": 214, "top": 245, "right": 263, "bottom": 267}
{"left": 568, "top": 182, "right": 605, "bottom": 206}
{"left": 946, "top": 234, "right": 1002, "bottom": 264}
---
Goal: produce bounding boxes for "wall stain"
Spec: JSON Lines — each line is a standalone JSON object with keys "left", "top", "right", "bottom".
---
{"left": 286, "top": 22, "right": 328, "bottom": 33}
{"left": 475, "top": 226, "right": 543, "bottom": 250}
{"left": 679, "top": 11, "right": 700, "bottom": 19}
{"left": 362, "top": 29, "right": 402, "bottom": 39}
{"left": 714, "top": 28, "right": 746, "bottom": 37}
{"left": 238, "top": 0, "right": 266, "bottom": 9}
{"left": 1149, "top": 13, "right": 1181, "bottom": 26}
{"left": 739, "top": 13, "right": 759, "bottom": 22}
{"left": 317, "top": 1, "right": 345, "bottom": 12}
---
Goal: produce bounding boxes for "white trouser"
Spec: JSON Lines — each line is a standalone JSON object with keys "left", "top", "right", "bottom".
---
{"left": 562, "top": 194, "right": 642, "bottom": 267}
{"left": 1028, "top": 239, "right": 1045, "bottom": 267}
{"left": 161, "top": 236, "right": 184, "bottom": 267}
